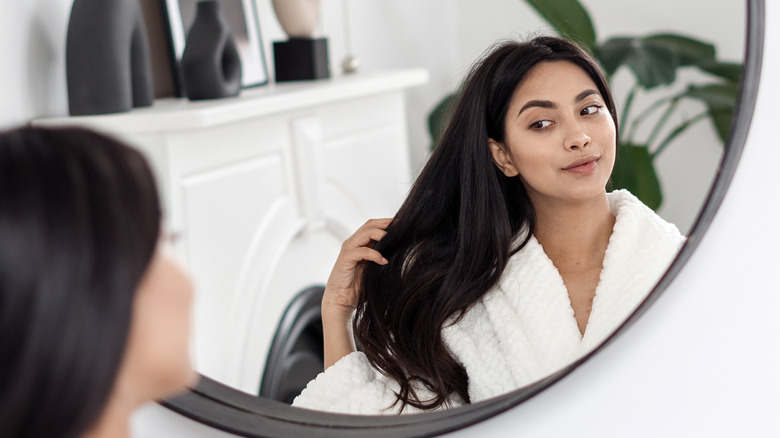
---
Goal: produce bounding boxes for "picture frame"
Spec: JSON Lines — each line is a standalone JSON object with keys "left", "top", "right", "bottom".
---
{"left": 160, "top": 0, "right": 269, "bottom": 97}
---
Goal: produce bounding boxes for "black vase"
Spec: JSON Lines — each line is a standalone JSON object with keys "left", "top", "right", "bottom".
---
{"left": 65, "top": 0, "right": 154, "bottom": 116}
{"left": 181, "top": 1, "right": 243, "bottom": 100}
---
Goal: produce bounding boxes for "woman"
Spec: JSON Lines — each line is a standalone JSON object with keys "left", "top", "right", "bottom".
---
{"left": 0, "top": 126, "right": 196, "bottom": 438}
{"left": 292, "top": 36, "right": 685, "bottom": 415}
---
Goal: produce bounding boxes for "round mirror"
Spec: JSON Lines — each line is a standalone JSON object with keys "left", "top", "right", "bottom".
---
{"left": 158, "top": 0, "right": 763, "bottom": 436}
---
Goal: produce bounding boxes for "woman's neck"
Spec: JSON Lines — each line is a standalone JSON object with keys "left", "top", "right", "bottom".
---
{"left": 530, "top": 192, "right": 615, "bottom": 271}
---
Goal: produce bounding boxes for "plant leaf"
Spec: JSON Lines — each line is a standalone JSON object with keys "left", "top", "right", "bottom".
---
{"left": 524, "top": 0, "right": 597, "bottom": 52}
{"left": 597, "top": 37, "right": 634, "bottom": 76}
{"left": 686, "top": 82, "right": 739, "bottom": 109}
{"left": 599, "top": 37, "right": 679, "bottom": 88}
{"left": 684, "top": 82, "right": 739, "bottom": 144}
{"left": 695, "top": 60, "right": 743, "bottom": 82}
{"left": 611, "top": 142, "right": 663, "bottom": 210}
{"left": 643, "top": 34, "right": 716, "bottom": 65}
{"left": 682, "top": 83, "right": 738, "bottom": 143}
{"left": 427, "top": 92, "right": 459, "bottom": 150}
{"left": 709, "top": 107, "right": 735, "bottom": 143}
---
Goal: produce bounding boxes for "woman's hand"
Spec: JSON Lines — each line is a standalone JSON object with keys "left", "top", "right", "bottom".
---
{"left": 323, "top": 218, "right": 391, "bottom": 311}
{"left": 322, "top": 218, "right": 391, "bottom": 369}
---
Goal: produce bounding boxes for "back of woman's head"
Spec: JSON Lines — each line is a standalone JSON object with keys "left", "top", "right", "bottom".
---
{"left": 354, "top": 36, "right": 617, "bottom": 411}
{"left": 0, "top": 126, "right": 161, "bottom": 438}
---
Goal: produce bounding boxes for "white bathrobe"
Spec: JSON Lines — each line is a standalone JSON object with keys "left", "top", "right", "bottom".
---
{"left": 292, "top": 190, "right": 685, "bottom": 414}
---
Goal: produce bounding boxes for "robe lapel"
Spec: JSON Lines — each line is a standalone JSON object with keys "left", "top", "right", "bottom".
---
{"left": 453, "top": 236, "right": 584, "bottom": 402}
{"left": 580, "top": 190, "right": 685, "bottom": 354}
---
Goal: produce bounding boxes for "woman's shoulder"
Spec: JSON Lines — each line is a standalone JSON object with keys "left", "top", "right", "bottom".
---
{"left": 292, "top": 352, "right": 406, "bottom": 414}
{"left": 608, "top": 189, "right": 685, "bottom": 246}
{"left": 602, "top": 189, "right": 686, "bottom": 289}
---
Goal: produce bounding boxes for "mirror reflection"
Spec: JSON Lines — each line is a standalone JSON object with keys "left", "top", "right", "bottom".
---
{"left": 293, "top": 35, "right": 687, "bottom": 414}
{"left": 13, "top": 0, "right": 741, "bottom": 417}
{"left": 249, "top": 0, "right": 744, "bottom": 413}
{"left": 254, "top": 2, "right": 744, "bottom": 413}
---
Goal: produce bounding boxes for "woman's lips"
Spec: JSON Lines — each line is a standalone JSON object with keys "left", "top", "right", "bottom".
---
{"left": 563, "top": 156, "right": 599, "bottom": 175}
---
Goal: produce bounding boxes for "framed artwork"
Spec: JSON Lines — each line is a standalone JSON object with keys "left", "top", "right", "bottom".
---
{"left": 161, "top": 0, "right": 269, "bottom": 97}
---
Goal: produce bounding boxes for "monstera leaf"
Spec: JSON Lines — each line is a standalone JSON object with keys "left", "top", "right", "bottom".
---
{"left": 686, "top": 82, "right": 740, "bottom": 142}
{"left": 524, "top": 0, "right": 597, "bottom": 51}
{"left": 598, "top": 34, "right": 716, "bottom": 88}
{"left": 641, "top": 34, "right": 716, "bottom": 65}
{"left": 599, "top": 38, "right": 678, "bottom": 88}
{"left": 696, "top": 60, "right": 743, "bottom": 82}
{"left": 611, "top": 143, "right": 662, "bottom": 210}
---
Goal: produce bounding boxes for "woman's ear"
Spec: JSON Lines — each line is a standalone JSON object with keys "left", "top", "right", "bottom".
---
{"left": 488, "top": 139, "right": 519, "bottom": 177}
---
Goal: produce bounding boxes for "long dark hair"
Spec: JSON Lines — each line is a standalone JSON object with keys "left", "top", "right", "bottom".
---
{"left": 0, "top": 126, "right": 162, "bottom": 438}
{"left": 353, "top": 36, "right": 618, "bottom": 411}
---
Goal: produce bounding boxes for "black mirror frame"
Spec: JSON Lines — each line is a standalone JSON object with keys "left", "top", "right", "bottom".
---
{"left": 160, "top": 1, "right": 764, "bottom": 435}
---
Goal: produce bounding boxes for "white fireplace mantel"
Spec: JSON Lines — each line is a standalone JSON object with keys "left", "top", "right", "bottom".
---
{"left": 39, "top": 69, "right": 428, "bottom": 133}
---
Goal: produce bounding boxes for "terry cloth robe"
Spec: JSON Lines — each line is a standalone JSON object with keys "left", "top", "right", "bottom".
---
{"left": 292, "top": 190, "right": 685, "bottom": 414}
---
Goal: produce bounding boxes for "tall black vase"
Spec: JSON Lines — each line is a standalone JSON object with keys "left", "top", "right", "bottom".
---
{"left": 66, "top": 0, "right": 154, "bottom": 116}
{"left": 181, "top": 1, "right": 243, "bottom": 100}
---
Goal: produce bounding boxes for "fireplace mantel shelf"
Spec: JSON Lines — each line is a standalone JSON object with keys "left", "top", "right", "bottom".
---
{"left": 36, "top": 69, "right": 428, "bottom": 134}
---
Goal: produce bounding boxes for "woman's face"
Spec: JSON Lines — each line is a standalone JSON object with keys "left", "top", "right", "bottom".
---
{"left": 115, "top": 241, "right": 197, "bottom": 405}
{"left": 489, "top": 60, "right": 616, "bottom": 206}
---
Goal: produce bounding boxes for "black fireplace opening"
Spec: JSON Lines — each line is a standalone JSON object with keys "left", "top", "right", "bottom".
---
{"left": 258, "top": 286, "right": 325, "bottom": 404}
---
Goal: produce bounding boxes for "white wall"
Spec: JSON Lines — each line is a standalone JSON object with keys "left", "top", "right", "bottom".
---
{"left": 0, "top": 0, "right": 744, "bottom": 231}
{"left": 0, "top": 1, "right": 71, "bottom": 126}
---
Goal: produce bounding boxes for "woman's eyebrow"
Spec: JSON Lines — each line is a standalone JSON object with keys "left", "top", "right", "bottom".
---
{"left": 575, "top": 89, "right": 600, "bottom": 102}
{"left": 517, "top": 100, "right": 555, "bottom": 117}
{"left": 517, "top": 89, "right": 601, "bottom": 117}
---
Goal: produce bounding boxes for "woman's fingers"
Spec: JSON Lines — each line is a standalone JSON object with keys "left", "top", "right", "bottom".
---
{"left": 342, "top": 218, "right": 392, "bottom": 251}
{"left": 324, "top": 218, "right": 392, "bottom": 310}
{"left": 365, "top": 217, "right": 393, "bottom": 228}
{"left": 345, "top": 247, "right": 388, "bottom": 265}
{"left": 344, "top": 229, "right": 387, "bottom": 251}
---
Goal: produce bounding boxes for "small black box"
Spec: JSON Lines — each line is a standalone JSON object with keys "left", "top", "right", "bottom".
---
{"left": 273, "top": 38, "right": 330, "bottom": 82}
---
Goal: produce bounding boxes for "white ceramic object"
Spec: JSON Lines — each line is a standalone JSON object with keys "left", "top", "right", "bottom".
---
{"left": 341, "top": 55, "right": 361, "bottom": 74}
{"left": 271, "top": 0, "right": 321, "bottom": 38}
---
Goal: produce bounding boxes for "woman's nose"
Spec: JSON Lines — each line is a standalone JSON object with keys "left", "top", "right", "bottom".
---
{"left": 564, "top": 122, "right": 591, "bottom": 150}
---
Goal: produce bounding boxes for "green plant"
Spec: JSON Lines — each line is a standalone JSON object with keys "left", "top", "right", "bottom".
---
{"left": 428, "top": 0, "right": 741, "bottom": 210}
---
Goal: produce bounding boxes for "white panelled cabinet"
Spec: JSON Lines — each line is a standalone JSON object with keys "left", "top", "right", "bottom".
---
{"left": 36, "top": 70, "right": 428, "bottom": 394}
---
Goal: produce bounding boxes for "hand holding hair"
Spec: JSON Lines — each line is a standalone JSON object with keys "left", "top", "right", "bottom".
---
{"left": 322, "top": 218, "right": 391, "bottom": 369}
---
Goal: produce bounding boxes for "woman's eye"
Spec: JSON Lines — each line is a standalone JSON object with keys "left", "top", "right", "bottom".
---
{"left": 581, "top": 104, "right": 602, "bottom": 115}
{"left": 529, "top": 120, "right": 553, "bottom": 130}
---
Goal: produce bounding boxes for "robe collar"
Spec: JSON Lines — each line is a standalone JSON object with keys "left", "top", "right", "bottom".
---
{"left": 444, "top": 190, "right": 684, "bottom": 402}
